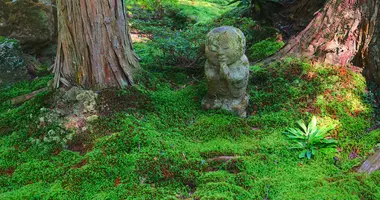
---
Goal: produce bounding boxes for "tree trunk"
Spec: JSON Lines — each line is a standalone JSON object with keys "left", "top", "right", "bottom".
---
{"left": 363, "top": 6, "right": 380, "bottom": 86}
{"left": 363, "top": 5, "right": 380, "bottom": 103}
{"left": 266, "top": 0, "right": 380, "bottom": 102}
{"left": 270, "top": 0, "right": 379, "bottom": 68}
{"left": 53, "top": 0, "right": 139, "bottom": 89}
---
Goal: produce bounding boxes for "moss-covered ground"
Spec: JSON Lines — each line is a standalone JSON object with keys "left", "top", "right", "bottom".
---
{"left": 1, "top": 1, "right": 379, "bottom": 199}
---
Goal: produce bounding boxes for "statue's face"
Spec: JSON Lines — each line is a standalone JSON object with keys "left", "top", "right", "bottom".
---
{"left": 205, "top": 27, "right": 245, "bottom": 66}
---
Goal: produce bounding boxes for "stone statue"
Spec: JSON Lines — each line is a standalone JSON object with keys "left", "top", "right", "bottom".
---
{"left": 202, "top": 26, "right": 249, "bottom": 117}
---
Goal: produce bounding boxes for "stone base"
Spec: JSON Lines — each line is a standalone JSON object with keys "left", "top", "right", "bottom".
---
{"left": 357, "top": 144, "right": 380, "bottom": 174}
{"left": 202, "top": 95, "right": 249, "bottom": 117}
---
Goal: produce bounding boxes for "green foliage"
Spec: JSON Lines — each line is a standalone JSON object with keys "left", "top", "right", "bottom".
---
{"left": 249, "top": 38, "right": 284, "bottom": 61}
{"left": 283, "top": 116, "right": 338, "bottom": 159}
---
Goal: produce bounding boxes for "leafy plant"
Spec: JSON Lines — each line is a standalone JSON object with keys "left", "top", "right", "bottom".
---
{"left": 283, "top": 116, "right": 337, "bottom": 159}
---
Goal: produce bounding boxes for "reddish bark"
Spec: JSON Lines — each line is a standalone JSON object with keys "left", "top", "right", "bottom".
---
{"left": 270, "top": 0, "right": 379, "bottom": 68}
{"left": 53, "top": 0, "right": 139, "bottom": 89}
{"left": 266, "top": 0, "right": 380, "bottom": 99}
{"left": 11, "top": 88, "right": 48, "bottom": 105}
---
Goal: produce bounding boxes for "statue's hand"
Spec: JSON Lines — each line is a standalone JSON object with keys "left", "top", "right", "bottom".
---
{"left": 218, "top": 55, "right": 228, "bottom": 64}
{"left": 219, "top": 55, "right": 229, "bottom": 76}
{"left": 220, "top": 63, "right": 229, "bottom": 78}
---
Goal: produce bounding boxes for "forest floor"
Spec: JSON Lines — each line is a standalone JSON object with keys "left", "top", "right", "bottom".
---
{"left": 0, "top": 0, "right": 379, "bottom": 199}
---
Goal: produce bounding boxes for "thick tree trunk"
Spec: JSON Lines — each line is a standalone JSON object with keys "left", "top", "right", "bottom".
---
{"left": 363, "top": 7, "right": 380, "bottom": 86}
{"left": 272, "top": 0, "right": 379, "bottom": 66}
{"left": 53, "top": 0, "right": 139, "bottom": 89}
{"left": 267, "top": 0, "right": 380, "bottom": 99}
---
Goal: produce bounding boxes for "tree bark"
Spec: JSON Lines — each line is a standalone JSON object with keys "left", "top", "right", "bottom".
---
{"left": 11, "top": 88, "right": 48, "bottom": 105}
{"left": 53, "top": 0, "right": 139, "bottom": 89}
{"left": 363, "top": 6, "right": 380, "bottom": 86}
{"left": 269, "top": 0, "right": 379, "bottom": 71}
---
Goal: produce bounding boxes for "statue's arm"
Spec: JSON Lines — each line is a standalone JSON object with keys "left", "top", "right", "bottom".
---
{"left": 205, "top": 60, "right": 218, "bottom": 78}
{"left": 228, "top": 56, "right": 249, "bottom": 89}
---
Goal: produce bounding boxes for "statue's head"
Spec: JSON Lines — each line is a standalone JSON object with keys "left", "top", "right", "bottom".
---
{"left": 205, "top": 26, "right": 246, "bottom": 66}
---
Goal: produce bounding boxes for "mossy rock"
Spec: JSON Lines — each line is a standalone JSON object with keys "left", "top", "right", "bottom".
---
{"left": 0, "top": 36, "right": 28, "bottom": 86}
{"left": 0, "top": 0, "right": 57, "bottom": 53}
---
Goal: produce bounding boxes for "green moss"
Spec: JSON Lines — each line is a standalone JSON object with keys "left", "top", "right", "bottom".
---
{"left": 185, "top": 114, "right": 253, "bottom": 141}
{"left": 1, "top": 58, "right": 378, "bottom": 199}
{"left": 0, "top": 76, "right": 52, "bottom": 134}
{"left": 179, "top": 0, "right": 233, "bottom": 24}
{"left": 198, "top": 171, "right": 235, "bottom": 185}
{"left": 249, "top": 38, "right": 284, "bottom": 61}
{"left": 194, "top": 182, "right": 252, "bottom": 199}
{"left": 0, "top": 182, "right": 69, "bottom": 200}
